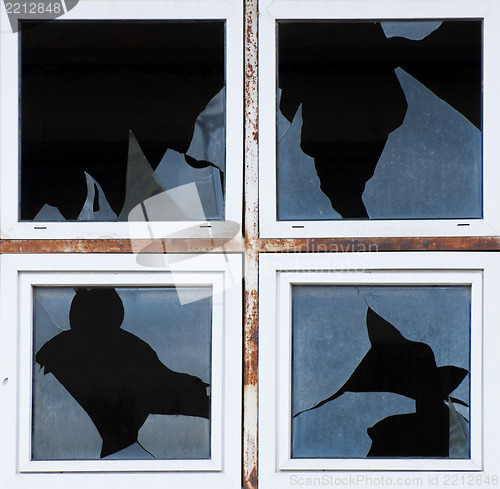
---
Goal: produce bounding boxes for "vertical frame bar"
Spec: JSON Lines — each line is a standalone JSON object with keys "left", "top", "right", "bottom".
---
{"left": 244, "top": 0, "right": 259, "bottom": 486}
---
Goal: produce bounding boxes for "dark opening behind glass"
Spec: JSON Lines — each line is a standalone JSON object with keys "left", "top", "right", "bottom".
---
{"left": 277, "top": 21, "right": 482, "bottom": 221}
{"left": 21, "top": 21, "right": 225, "bottom": 221}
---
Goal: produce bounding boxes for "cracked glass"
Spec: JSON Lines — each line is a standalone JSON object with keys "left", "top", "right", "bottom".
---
{"left": 32, "top": 286, "right": 212, "bottom": 460}
{"left": 20, "top": 20, "right": 225, "bottom": 222}
{"left": 277, "top": 20, "right": 482, "bottom": 221}
{"left": 291, "top": 285, "right": 470, "bottom": 459}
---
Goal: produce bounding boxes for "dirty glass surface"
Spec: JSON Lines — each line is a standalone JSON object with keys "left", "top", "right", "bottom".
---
{"left": 32, "top": 286, "right": 212, "bottom": 460}
{"left": 292, "top": 286, "right": 470, "bottom": 458}
{"left": 277, "top": 21, "right": 482, "bottom": 220}
{"left": 21, "top": 21, "right": 225, "bottom": 221}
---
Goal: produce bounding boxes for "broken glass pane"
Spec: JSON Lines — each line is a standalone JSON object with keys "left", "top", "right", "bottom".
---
{"left": 291, "top": 286, "right": 470, "bottom": 458}
{"left": 277, "top": 21, "right": 482, "bottom": 220}
{"left": 21, "top": 21, "right": 225, "bottom": 222}
{"left": 32, "top": 286, "right": 212, "bottom": 460}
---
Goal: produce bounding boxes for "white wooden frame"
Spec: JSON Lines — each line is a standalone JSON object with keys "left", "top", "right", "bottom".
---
{"left": 260, "top": 252, "right": 500, "bottom": 486}
{"left": 0, "top": 253, "right": 242, "bottom": 489}
{"left": 0, "top": 0, "right": 243, "bottom": 240}
{"left": 259, "top": 0, "right": 500, "bottom": 238}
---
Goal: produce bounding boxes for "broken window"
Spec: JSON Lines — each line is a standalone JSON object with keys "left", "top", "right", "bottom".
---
{"left": 21, "top": 20, "right": 226, "bottom": 222}
{"left": 277, "top": 20, "right": 482, "bottom": 220}
{"left": 32, "top": 286, "right": 212, "bottom": 460}
{"left": 291, "top": 285, "right": 470, "bottom": 459}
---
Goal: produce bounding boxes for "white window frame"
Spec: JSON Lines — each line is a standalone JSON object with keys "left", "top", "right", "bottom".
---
{"left": 259, "top": 0, "right": 500, "bottom": 238}
{"left": 0, "top": 252, "right": 242, "bottom": 489}
{"left": 0, "top": 0, "right": 243, "bottom": 240}
{"left": 259, "top": 252, "right": 500, "bottom": 486}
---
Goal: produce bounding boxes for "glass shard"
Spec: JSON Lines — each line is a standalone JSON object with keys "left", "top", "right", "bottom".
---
{"left": 118, "top": 131, "right": 165, "bottom": 221}
{"left": 155, "top": 151, "right": 224, "bottom": 220}
{"left": 449, "top": 397, "right": 470, "bottom": 459}
{"left": 33, "top": 203, "right": 65, "bottom": 222}
{"left": 277, "top": 104, "right": 340, "bottom": 220}
{"left": 187, "top": 87, "right": 225, "bottom": 173}
{"left": 363, "top": 69, "right": 482, "bottom": 219}
{"left": 78, "top": 171, "right": 117, "bottom": 221}
{"left": 277, "top": 89, "right": 292, "bottom": 143}
{"left": 380, "top": 21, "right": 443, "bottom": 41}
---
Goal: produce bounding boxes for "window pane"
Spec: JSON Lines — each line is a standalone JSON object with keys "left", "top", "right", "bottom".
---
{"left": 277, "top": 21, "right": 482, "bottom": 220}
{"left": 292, "top": 285, "right": 470, "bottom": 458}
{"left": 32, "top": 286, "right": 212, "bottom": 460}
{"left": 21, "top": 21, "right": 225, "bottom": 222}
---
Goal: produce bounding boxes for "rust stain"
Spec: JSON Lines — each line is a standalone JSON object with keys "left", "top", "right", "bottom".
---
{"left": 257, "top": 237, "right": 500, "bottom": 253}
{"left": 243, "top": 0, "right": 259, "bottom": 484}
{"left": 0, "top": 238, "right": 245, "bottom": 254}
{"left": 244, "top": 463, "right": 258, "bottom": 489}
{"left": 244, "top": 287, "right": 259, "bottom": 387}
{"left": 244, "top": 226, "right": 259, "bottom": 248}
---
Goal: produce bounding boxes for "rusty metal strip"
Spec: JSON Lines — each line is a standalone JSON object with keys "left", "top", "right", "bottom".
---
{"left": 0, "top": 238, "right": 245, "bottom": 254}
{"left": 258, "top": 237, "right": 500, "bottom": 253}
{"left": 243, "top": 0, "right": 259, "bottom": 485}
{"left": 2, "top": 236, "right": 499, "bottom": 254}
{"left": 2, "top": 236, "right": 500, "bottom": 254}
